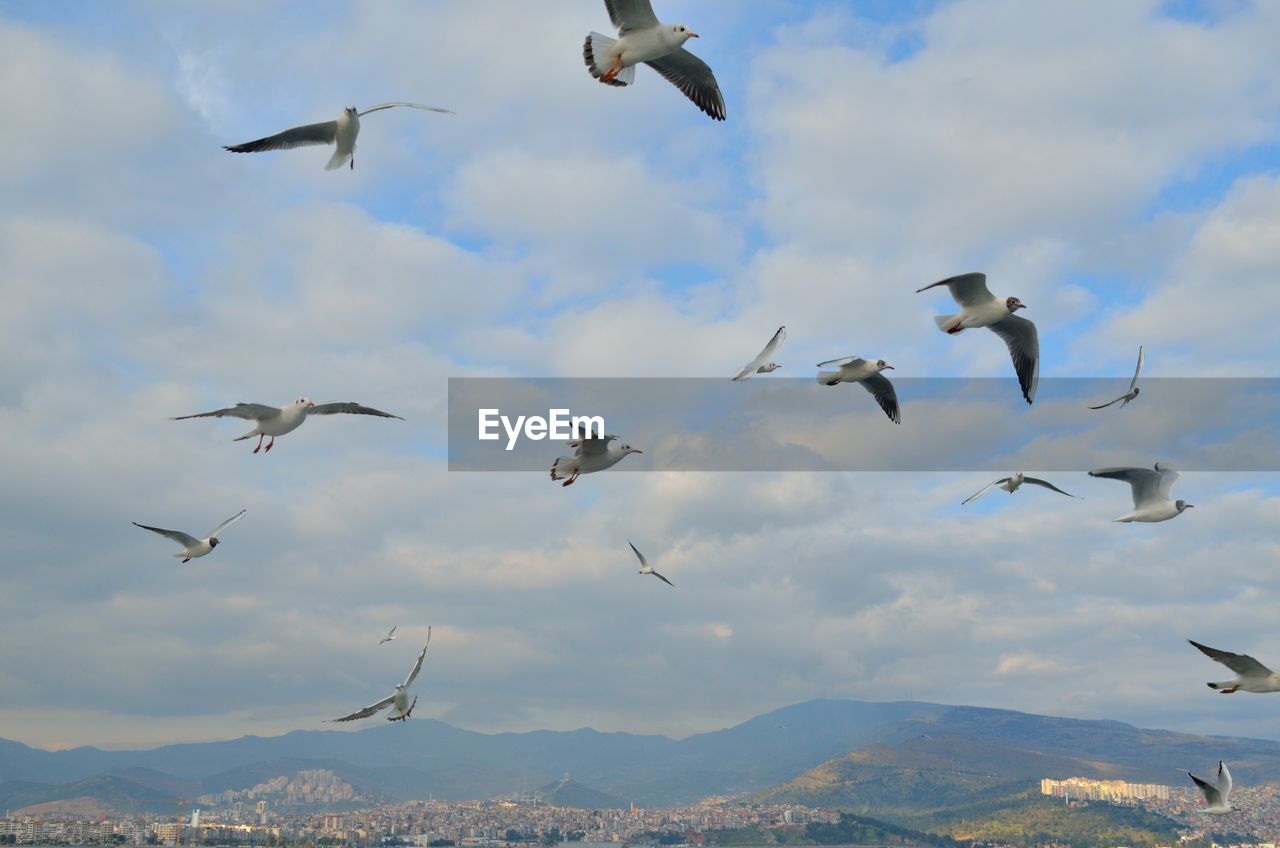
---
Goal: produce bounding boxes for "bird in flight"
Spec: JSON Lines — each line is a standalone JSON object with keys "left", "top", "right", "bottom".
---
{"left": 1189, "top": 640, "right": 1280, "bottom": 694}
{"left": 1089, "top": 346, "right": 1144, "bottom": 410}
{"left": 584, "top": 0, "right": 726, "bottom": 120}
{"left": 1185, "top": 760, "right": 1234, "bottom": 815}
{"left": 133, "top": 509, "right": 246, "bottom": 563}
{"left": 173, "top": 397, "right": 402, "bottom": 454}
{"left": 224, "top": 103, "right": 453, "bottom": 171}
{"left": 550, "top": 431, "right": 642, "bottom": 486}
{"left": 1088, "top": 462, "right": 1193, "bottom": 522}
{"left": 329, "top": 628, "right": 432, "bottom": 723}
{"left": 629, "top": 541, "right": 674, "bottom": 586}
{"left": 816, "top": 356, "right": 900, "bottom": 423}
{"left": 732, "top": 326, "right": 786, "bottom": 381}
{"left": 378, "top": 625, "right": 397, "bottom": 646}
{"left": 962, "top": 472, "right": 1077, "bottom": 505}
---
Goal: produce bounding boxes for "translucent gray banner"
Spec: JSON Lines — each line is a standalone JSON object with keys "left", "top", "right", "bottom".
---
{"left": 447, "top": 378, "right": 1280, "bottom": 472}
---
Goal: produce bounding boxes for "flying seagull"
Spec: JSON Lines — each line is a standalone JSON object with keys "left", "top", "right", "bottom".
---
{"left": 378, "top": 625, "right": 397, "bottom": 646}
{"left": 173, "top": 397, "right": 403, "bottom": 454}
{"left": 584, "top": 0, "right": 726, "bottom": 121}
{"left": 1090, "top": 346, "right": 1144, "bottom": 410}
{"left": 133, "top": 509, "right": 246, "bottom": 563}
{"left": 816, "top": 357, "right": 900, "bottom": 423}
{"left": 628, "top": 541, "right": 674, "bottom": 587}
{"left": 962, "top": 471, "right": 1077, "bottom": 505}
{"left": 732, "top": 326, "right": 786, "bottom": 381}
{"left": 917, "top": 272, "right": 1039, "bottom": 404}
{"left": 1088, "top": 461, "right": 1193, "bottom": 522}
{"left": 224, "top": 103, "right": 453, "bottom": 171}
{"left": 1185, "top": 761, "right": 1234, "bottom": 814}
{"left": 550, "top": 431, "right": 642, "bottom": 486}
{"left": 329, "top": 628, "right": 431, "bottom": 723}
{"left": 1189, "top": 640, "right": 1280, "bottom": 694}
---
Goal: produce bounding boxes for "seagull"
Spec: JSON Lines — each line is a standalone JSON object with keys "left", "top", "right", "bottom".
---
{"left": 173, "top": 397, "right": 403, "bottom": 454}
{"left": 732, "top": 326, "right": 786, "bottom": 381}
{"left": 1184, "top": 761, "right": 1234, "bottom": 814}
{"left": 962, "top": 471, "right": 1078, "bottom": 505}
{"left": 1189, "top": 640, "right": 1280, "bottom": 694}
{"left": 329, "top": 628, "right": 431, "bottom": 723}
{"left": 378, "top": 625, "right": 397, "bottom": 646}
{"left": 816, "top": 357, "right": 900, "bottom": 423}
{"left": 133, "top": 509, "right": 246, "bottom": 563}
{"left": 223, "top": 103, "right": 453, "bottom": 171}
{"left": 628, "top": 541, "right": 673, "bottom": 587}
{"left": 550, "top": 431, "right": 642, "bottom": 486}
{"left": 1090, "top": 346, "right": 1144, "bottom": 410}
{"left": 584, "top": 0, "right": 726, "bottom": 121}
{"left": 1088, "top": 461, "right": 1193, "bottom": 522}
{"left": 916, "top": 272, "right": 1039, "bottom": 404}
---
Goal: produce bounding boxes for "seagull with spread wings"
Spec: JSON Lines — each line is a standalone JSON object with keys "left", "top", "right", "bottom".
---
{"left": 917, "top": 272, "right": 1039, "bottom": 404}
{"left": 550, "top": 430, "right": 642, "bottom": 487}
{"left": 816, "top": 357, "right": 900, "bottom": 423}
{"left": 584, "top": 0, "right": 726, "bottom": 120}
{"left": 224, "top": 103, "right": 453, "bottom": 171}
{"left": 628, "top": 541, "right": 674, "bottom": 587}
{"left": 962, "top": 472, "right": 1077, "bottom": 505}
{"left": 329, "top": 629, "right": 432, "bottom": 723}
{"left": 378, "top": 625, "right": 397, "bottom": 646}
{"left": 732, "top": 326, "right": 786, "bottom": 381}
{"left": 133, "top": 509, "right": 246, "bottom": 563}
{"left": 1090, "top": 346, "right": 1144, "bottom": 410}
{"left": 1185, "top": 761, "right": 1235, "bottom": 814}
{"left": 173, "top": 397, "right": 403, "bottom": 454}
{"left": 1088, "top": 462, "right": 1193, "bottom": 522}
{"left": 1189, "top": 640, "right": 1280, "bottom": 694}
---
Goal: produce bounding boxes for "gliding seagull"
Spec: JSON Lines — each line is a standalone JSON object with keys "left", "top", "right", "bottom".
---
{"left": 550, "top": 431, "right": 642, "bottom": 486}
{"left": 378, "top": 625, "right": 397, "bottom": 646}
{"left": 1090, "top": 346, "right": 1144, "bottom": 409}
{"left": 732, "top": 326, "right": 786, "bottom": 381}
{"left": 173, "top": 397, "right": 403, "bottom": 454}
{"left": 584, "top": 0, "right": 726, "bottom": 120}
{"left": 629, "top": 541, "right": 674, "bottom": 587}
{"left": 1189, "top": 640, "right": 1280, "bottom": 694}
{"left": 133, "top": 509, "right": 246, "bottom": 563}
{"left": 329, "top": 628, "right": 431, "bottom": 723}
{"left": 1088, "top": 462, "right": 1193, "bottom": 522}
{"left": 962, "top": 472, "right": 1077, "bottom": 505}
{"left": 917, "top": 272, "right": 1039, "bottom": 404}
{"left": 224, "top": 103, "right": 453, "bottom": 171}
{"left": 816, "top": 357, "right": 900, "bottom": 423}
{"left": 1185, "top": 761, "right": 1235, "bottom": 815}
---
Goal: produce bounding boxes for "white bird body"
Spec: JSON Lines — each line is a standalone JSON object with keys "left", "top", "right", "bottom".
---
{"left": 732, "top": 326, "right": 785, "bottom": 381}
{"left": 816, "top": 356, "right": 900, "bottom": 423}
{"left": 329, "top": 629, "right": 431, "bottom": 723}
{"left": 133, "top": 509, "right": 246, "bottom": 563}
{"left": 328, "top": 108, "right": 361, "bottom": 171}
{"left": 628, "top": 541, "right": 674, "bottom": 587}
{"left": 962, "top": 471, "right": 1077, "bottom": 505}
{"left": 1185, "top": 761, "right": 1235, "bottom": 814}
{"left": 550, "top": 433, "right": 642, "bottom": 486}
{"left": 378, "top": 625, "right": 397, "bottom": 646}
{"left": 1089, "top": 462, "right": 1192, "bottom": 522}
{"left": 1189, "top": 640, "right": 1280, "bottom": 694}
{"left": 174, "top": 397, "right": 402, "bottom": 453}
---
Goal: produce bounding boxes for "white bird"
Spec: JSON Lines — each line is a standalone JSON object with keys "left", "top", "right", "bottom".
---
{"left": 962, "top": 471, "right": 1078, "bottom": 505}
{"left": 732, "top": 326, "right": 786, "bottom": 381}
{"left": 628, "top": 541, "right": 674, "bottom": 587}
{"left": 133, "top": 509, "right": 246, "bottom": 563}
{"left": 378, "top": 625, "right": 397, "bottom": 646}
{"left": 584, "top": 0, "right": 726, "bottom": 121}
{"left": 223, "top": 103, "right": 453, "bottom": 171}
{"left": 1090, "top": 346, "right": 1144, "bottom": 410}
{"left": 1088, "top": 461, "right": 1193, "bottom": 522}
{"left": 550, "top": 431, "right": 642, "bottom": 487}
{"left": 816, "top": 357, "right": 900, "bottom": 423}
{"left": 916, "top": 272, "right": 1039, "bottom": 404}
{"left": 173, "top": 397, "right": 403, "bottom": 454}
{"left": 329, "top": 628, "right": 431, "bottom": 723}
{"left": 1184, "top": 761, "right": 1235, "bottom": 814}
{"left": 1189, "top": 640, "right": 1280, "bottom": 694}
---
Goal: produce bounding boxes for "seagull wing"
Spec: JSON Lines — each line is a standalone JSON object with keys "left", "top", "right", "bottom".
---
{"left": 988, "top": 314, "right": 1039, "bottom": 404}
{"left": 172, "top": 403, "right": 280, "bottom": 422}
{"left": 205, "top": 509, "right": 247, "bottom": 539}
{"left": 133, "top": 523, "right": 199, "bottom": 548}
{"left": 224, "top": 121, "right": 338, "bottom": 153}
{"left": 962, "top": 478, "right": 1009, "bottom": 505}
{"left": 328, "top": 694, "right": 395, "bottom": 723}
{"left": 1089, "top": 467, "right": 1162, "bottom": 508}
{"left": 649, "top": 569, "right": 674, "bottom": 587}
{"left": 1129, "top": 345, "right": 1145, "bottom": 392}
{"left": 604, "top": 0, "right": 660, "bottom": 33}
{"left": 915, "top": 272, "right": 993, "bottom": 307}
{"left": 570, "top": 433, "right": 618, "bottom": 456}
{"left": 1218, "top": 761, "right": 1232, "bottom": 801}
{"left": 1088, "top": 394, "right": 1126, "bottom": 410}
{"left": 628, "top": 541, "right": 648, "bottom": 569}
{"left": 358, "top": 102, "right": 455, "bottom": 117}
{"left": 1188, "top": 771, "right": 1222, "bottom": 807}
{"left": 1188, "top": 640, "right": 1275, "bottom": 677}
{"left": 733, "top": 326, "right": 786, "bottom": 381}
{"left": 1022, "top": 477, "right": 1078, "bottom": 498}
{"left": 1154, "top": 461, "right": 1181, "bottom": 499}
{"left": 859, "top": 372, "right": 901, "bottom": 424}
{"left": 402, "top": 628, "right": 432, "bottom": 689}
{"left": 307, "top": 402, "right": 404, "bottom": 419}
{"left": 645, "top": 48, "right": 727, "bottom": 121}
{"left": 816, "top": 356, "right": 862, "bottom": 369}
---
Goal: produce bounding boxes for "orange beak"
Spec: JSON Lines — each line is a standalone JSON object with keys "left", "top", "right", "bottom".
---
{"left": 306, "top": 401, "right": 315, "bottom": 408}
{"left": 688, "top": 31, "right": 700, "bottom": 37}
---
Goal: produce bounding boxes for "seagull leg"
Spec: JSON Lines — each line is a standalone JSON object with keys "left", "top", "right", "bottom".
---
{"left": 562, "top": 472, "right": 578, "bottom": 487}
{"left": 1220, "top": 686, "right": 1240, "bottom": 694}
{"left": 602, "top": 54, "right": 623, "bottom": 82}
{"left": 264, "top": 436, "right": 275, "bottom": 453}
{"left": 404, "top": 696, "right": 417, "bottom": 719}
{"left": 253, "top": 434, "right": 264, "bottom": 454}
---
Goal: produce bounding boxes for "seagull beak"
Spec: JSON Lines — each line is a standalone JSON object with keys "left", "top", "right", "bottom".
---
{"left": 632, "top": 449, "right": 644, "bottom": 454}
{"left": 688, "top": 31, "right": 700, "bottom": 37}
{"left": 884, "top": 365, "right": 895, "bottom": 370}
{"left": 306, "top": 401, "right": 315, "bottom": 408}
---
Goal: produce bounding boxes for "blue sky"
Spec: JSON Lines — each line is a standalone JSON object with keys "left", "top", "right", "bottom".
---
{"left": 1, "top": 0, "right": 1279, "bottom": 752}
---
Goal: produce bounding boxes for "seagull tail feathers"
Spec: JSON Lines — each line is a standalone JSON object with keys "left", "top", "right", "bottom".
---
{"left": 584, "top": 33, "right": 631, "bottom": 86}
{"left": 550, "top": 456, "right": 576, "bottom": 483}
{"left": 933, "top": 314, "right": 962, "bottom": 333}
{"left": 325, "top": 149, "right": 351, "bottom": 171}
{"left": 817, "top": 371, "right": 840, "bottom": 386}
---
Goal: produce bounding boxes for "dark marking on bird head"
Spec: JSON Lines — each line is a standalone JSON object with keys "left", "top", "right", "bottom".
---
{"left": 1006, "top": 296, "right": 1027, "bottom": 312}
{"left": 210, "top": 537, "right": 220, "bottom": 548}
{"left": 1177, "top": 500, "right": 1194, "bottom": 511}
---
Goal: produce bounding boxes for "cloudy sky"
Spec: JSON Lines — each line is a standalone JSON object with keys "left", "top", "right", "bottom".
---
{"left": 2, "top": 0, "right": 1280, "bottom": 753}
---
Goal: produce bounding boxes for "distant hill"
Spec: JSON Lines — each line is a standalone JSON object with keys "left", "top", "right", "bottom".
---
{"left": 0, "top": 774, "right": 180, "bottom": 817}
{"left": 536, "top": 777, "right": 625, "bottom": 809}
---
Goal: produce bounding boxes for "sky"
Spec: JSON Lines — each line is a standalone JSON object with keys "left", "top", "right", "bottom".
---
{"left": 1, "top": 0, "right": 1280, "bottom": 753}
